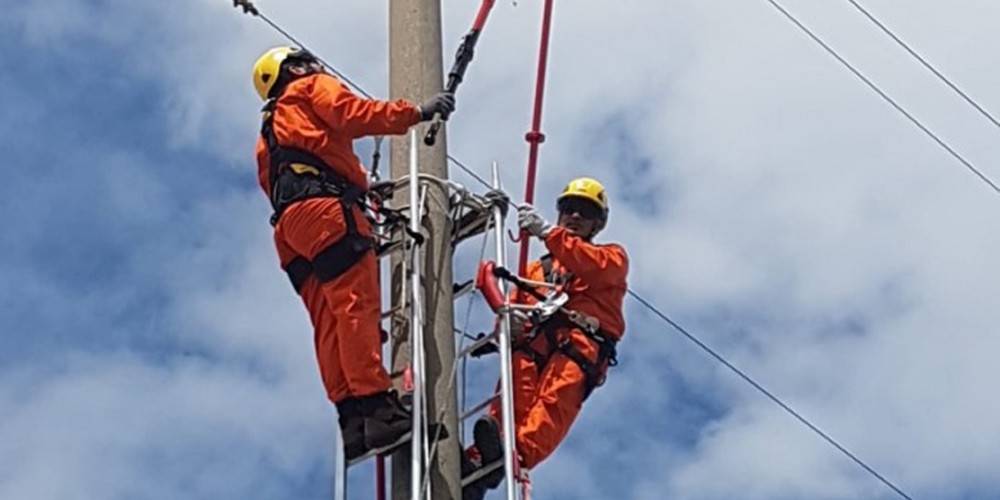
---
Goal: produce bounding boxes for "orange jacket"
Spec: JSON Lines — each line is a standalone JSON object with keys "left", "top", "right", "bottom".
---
{"left": 256, "top": 73, "right": 421, "bottom": 196}
{"left": 522, "top": 226, "right": 629, "bottom": 340}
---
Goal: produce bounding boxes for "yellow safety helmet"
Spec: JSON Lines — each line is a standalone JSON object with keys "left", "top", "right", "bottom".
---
{"left": 252, "top": 46, "right": 317, "bottom": 100}
{"left": 557, "top": 177, "right": 610, "bottom": 235}
{"left": 557, "top": 177, "right": 609, "bottom": 214}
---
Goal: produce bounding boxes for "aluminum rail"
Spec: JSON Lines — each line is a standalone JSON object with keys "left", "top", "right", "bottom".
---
{"left": 491, "top": 162, "right": 519, "bottom": 500}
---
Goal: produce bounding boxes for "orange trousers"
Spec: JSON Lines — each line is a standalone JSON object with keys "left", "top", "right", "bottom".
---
{"left": 489, "top": 327, "right": 605, "bottom": 469}
{"left": 273, "top": 197, "right": 391, "bottom": 404}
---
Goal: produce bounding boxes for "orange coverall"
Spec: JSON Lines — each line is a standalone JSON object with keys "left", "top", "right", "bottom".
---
{"left": 256, "top": 73, "right": 420, "bottom": 404}
{"left": 489, "top": 226, "right": 629, "bottom": 469}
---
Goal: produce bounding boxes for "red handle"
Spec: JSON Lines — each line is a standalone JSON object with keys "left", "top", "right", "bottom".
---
{"left": 475, "top": 260, "right": 506, "bottom": 312}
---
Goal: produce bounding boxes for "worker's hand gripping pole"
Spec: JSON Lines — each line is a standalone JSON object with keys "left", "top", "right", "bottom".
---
{"left": 424, "top": 0, "right": 497, "bottom": 146}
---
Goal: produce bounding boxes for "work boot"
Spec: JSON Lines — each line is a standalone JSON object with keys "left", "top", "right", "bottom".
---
{"left": 335, "top": 398, "right": 365, "bottom": 460}
{"left": 474, "top": 415, "right": 505, "bottom": 490}
{"left": 359, "top": 390, "right": 413, "bottom": 450}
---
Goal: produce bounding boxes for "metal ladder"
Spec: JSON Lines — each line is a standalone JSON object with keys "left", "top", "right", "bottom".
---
{"left": 455, "top": 162, "right": 522, "bottom": 500}
{"left": 333, "top": 131, "right": 523, "bottom": 500}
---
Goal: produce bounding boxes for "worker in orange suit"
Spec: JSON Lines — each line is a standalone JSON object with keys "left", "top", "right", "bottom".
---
{"left": 467, "top": 177, "right": 628, "bottom": 496}
{"left": 251, "top": 46, "right": 455, "bottom": 460}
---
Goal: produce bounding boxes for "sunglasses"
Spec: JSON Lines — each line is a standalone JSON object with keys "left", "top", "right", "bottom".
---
{"left": 557, "top": 197, "right": 603, "bottom": 220}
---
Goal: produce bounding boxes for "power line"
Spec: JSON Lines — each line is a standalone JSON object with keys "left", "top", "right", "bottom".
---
{"left": 625, "top": 289, "right": 914, "bottom": 500}
{"left": 842, "top": 0, "right": 1000, "bottom": 131}
{"left": 233, "top": 0, "right": 372, "bottom": 98}
{"left": 446, "top": 155, "right": 492, "bottom": 189}
{"left": 761, "top": 0, "right": 1000, "bottom": 196}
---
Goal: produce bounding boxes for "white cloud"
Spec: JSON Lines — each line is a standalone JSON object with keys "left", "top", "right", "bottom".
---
{"left": 7, "top": 0, "right": 1000, "bottom": 498}
{"left": 0, "top": 355, "right": 331, "bottom": 500}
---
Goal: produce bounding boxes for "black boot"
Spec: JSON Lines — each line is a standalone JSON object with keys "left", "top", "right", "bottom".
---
{"left": 474, "top": 415, "right": 505, "bottom": 490}
{"left": 335, "top": 398, "right": 365, "bottom": 460}
{"left": 359, "top": 391, "right": 413, "bottom": 450}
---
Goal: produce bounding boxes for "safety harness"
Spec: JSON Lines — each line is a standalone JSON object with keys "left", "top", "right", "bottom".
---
{"left": 479, "top": 260, "right": 619, "bottom": 401}
{"left": 261, "top": 96, "right": 374, "bottom": 294}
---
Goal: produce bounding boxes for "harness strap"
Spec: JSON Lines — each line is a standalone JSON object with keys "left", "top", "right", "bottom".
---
{"left": 556, "top": 340, "right": 604, "bottom": 401}
{"left": 285, "top": 256, "right": 313, "bottom": 294}
{"left": 512, "top": 340, "right": 550, "bottom": 371}
{"left": 264, "top": 96, "right": 374, "bottom": 294}
{"left": 511, "top": 312, "right": 618, "bottom": 400}
{"left": 281, "top": 196, "right": 374, "bottom": 294}
{"left": 512, "top": 320, "right": 560, "bottom": 374}
{"left": 539, "top": 314, "right": 618, "bottom": 401}
{"left": 262, "top": 97, "right": 363, "bottom": 225}
{"left": 493, "top": 263, "right": 619, "bottom": 400}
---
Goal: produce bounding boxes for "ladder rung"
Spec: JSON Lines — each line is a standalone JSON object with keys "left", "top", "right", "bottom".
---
{"left": 345, "top": 431, "right": 412, "bottom": 468}
{"left": 458, "top": 331, "right": 498, "bottom": 359}
{"left": 453, "top": 279, "right": 475, "bottom": 299}
{"left": 460, "top": 393, "right": 500, "bottom": 422}
{"left": 461, "top": 459, "right": 504, "bottom": 488}
{"left": 451, "top": 211, "right": 493, "bottom": 247}
{"left": 344, "top": 420, "right": 451, "bottom": 468}
{"left": 375, "top": 240, "right": 405, "bottom": 258}
{"left": 381, "top": 305, "right": 403, "bottom": 320}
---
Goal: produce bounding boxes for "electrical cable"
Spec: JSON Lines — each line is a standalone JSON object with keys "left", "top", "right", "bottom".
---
{"left": 627, "top": 289, "right": 913, "bottom": 500}
{"left": 841, "top": 0, "right": 1000, "bottom": 131}
{"left": 761, "top": 0, "right": 1000, "bottom": 196}
{"left": 233, "top": 0, "right": 373, "bottom": 98}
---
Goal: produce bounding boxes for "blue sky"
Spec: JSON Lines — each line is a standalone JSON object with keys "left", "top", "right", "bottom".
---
{"left": 5, "top": 0, "right": 1000, "bottom": 499}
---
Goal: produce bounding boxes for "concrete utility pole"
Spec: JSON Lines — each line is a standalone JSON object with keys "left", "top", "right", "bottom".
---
{"left": 388, "top": 1, "right": 461, "bottom": 499}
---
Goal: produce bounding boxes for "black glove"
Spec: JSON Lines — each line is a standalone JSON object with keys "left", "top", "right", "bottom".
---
{"left": 419, "top": 92, "right": 456, "bottom": 122}
{"left": 484, "top": 189, "right": 510, "bottom": 218}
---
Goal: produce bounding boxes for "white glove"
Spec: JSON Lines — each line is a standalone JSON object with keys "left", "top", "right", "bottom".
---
{"left": 517, "top": 203, "right": 552, "bottom": 239}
